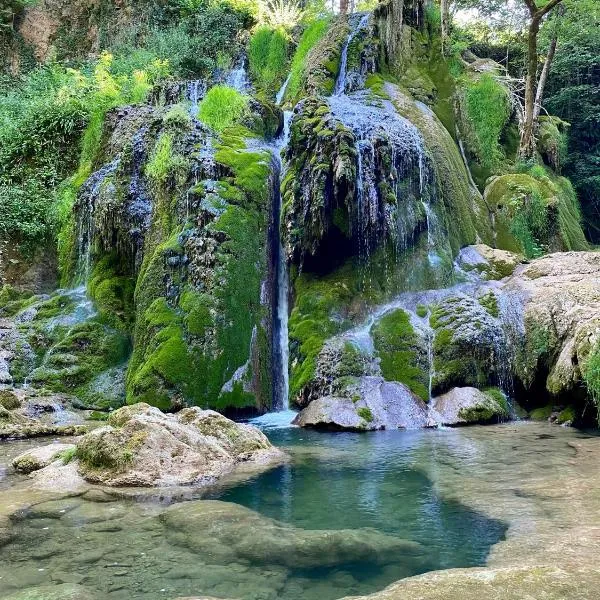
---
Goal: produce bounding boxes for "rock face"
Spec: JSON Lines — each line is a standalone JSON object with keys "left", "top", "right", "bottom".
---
{"left": 429, "top": 387, "right": 508, "bottom": 426}
{"left": 12, "top": 443, "right": 75, "bottom": 474}
{"left": 161, "top": 499, "right": 424, "bottom": 568}
{"left": 75, "top": 403, "right": 284, "bottom": 486}
{"left": 508, "top": 251, "right": 600, "bottom": 400}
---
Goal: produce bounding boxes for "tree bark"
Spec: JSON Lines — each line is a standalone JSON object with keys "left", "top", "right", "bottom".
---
{"left": 533, "top": 22, "right": 559, "bottom": 121}
{"left": 518, "top": 0, "right": 564, "bottom": 160}
{"left": 340, "top": 0, "right": 349, "bottom": 15}
{"left": 440, "top": 0, "right": 450, "bottom": 56}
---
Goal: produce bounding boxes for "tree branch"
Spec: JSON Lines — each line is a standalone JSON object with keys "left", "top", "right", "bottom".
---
{"left": 536, "top": 0, "right": 564, "bottom": 19}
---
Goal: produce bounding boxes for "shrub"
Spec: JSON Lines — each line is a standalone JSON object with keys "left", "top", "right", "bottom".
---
{"left": 198, "top": 85, "right": 249, "bottom": 131}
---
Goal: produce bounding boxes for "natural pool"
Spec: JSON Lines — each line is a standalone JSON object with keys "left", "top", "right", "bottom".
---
{"left": 0, "top": 422, "right": 595, "bottom": 600}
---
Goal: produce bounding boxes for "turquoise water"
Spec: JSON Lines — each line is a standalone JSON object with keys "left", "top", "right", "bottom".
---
{"left": 0, "top": 427, "right": 506, "bottom": 600}
{"left": 211, "top": 428, "right": 506, "bottom": 574}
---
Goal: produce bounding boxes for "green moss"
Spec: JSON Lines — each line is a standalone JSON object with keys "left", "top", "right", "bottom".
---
{"left": 145, "top": 133, "right": 189, "bottom": 188}
{"left": 0, "top": 285, "right": 36, "bottom": 317}
{"left": 478, "top": 292, "right": 499, "bottom": 318}
{"left": 284, "top": 18, "right": 332, "bottom": 103}
{"left": 372, "top": 309, "right": 429, "bottom": 401}
{"left": 483, "top": 387, "right": 509, "bottom": 415}
{"left": 485, "top": 172, "right": 588, "bottom": 258}
{"left": 584, "top": 343, "right": 600, "bottom": 420}
{"left": 365, "top": 74, "right": 391, "bottom": 99}
{"left": 357, "top": 407, "right": 374, "bottom": 422}
{"left": 32, "top": 294, "right": 76, "bottom": 321}
{"left": 88, "top": 254, "right": 135, "bottom": 331}
{"left": 416, "top": 304, "right": 428, "bottom": 318}
{"left": 556, "top": 405, "right": 576, "bottom": 425}
{"left": 529, "top": 405, "right": 553, "bottom": 421}
{"left": 76, "top": 429, "right": 147, "bottom": 471}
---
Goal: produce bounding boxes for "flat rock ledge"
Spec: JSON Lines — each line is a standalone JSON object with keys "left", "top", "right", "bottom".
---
{"left": 294, "top": 386, "right": 507, "bottom": 431}
{"left": 50, "top": 403, "right": 285, "bottom": 487}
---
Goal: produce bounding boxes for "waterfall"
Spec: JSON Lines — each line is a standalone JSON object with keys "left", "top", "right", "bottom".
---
{"left": 187, "top": 80, "right": 206, "bottom": 118}
{"left": 275, "top": 73, "right": 292, "bottom": 106}
{"left": 271, "top": 79, "right": 294, "bottom": 413}
{"left": 225, "top": 59, "right": 250, "bottom": 92}
{"left": 334, "top": 13, "right": 371, "bottom": 96}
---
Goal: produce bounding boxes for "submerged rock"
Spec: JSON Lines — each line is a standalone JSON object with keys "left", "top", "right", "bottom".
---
{"left": 429, "top": 387, "right": 508, "bottom": 426}
{"left": 161, "top": 499, "right": 424, "bottom": 568}
{"left": 75, "top": 403, "right": 285, "bottom": 486}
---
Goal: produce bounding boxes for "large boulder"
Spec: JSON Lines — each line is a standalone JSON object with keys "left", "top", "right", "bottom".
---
{"left": 506, "top": 251, "right": 600, "bottom": 399}
{"left": 429, "top": 387, "right": 509, "bottom": 426}
{"left": 293, "top": 376, "right": 430, "bottom": 431}
{"left": 74, "top": 403, "right": 285, "bottom": 486}
{"left": 161, "top": 500, "right": 424, "bottom": 569}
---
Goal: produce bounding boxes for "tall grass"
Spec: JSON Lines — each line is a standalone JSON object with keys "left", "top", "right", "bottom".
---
{"left": 285, "top": 17, "right": 331, "bottom": 103}
{"left": 248, "top": 26, "right": 289, "bottom": 96}
{"left": 198, "top": 85, "right": 248, "bottom": 131}
{"left": 585, "top": 344, "right": 600, "bottom": 422}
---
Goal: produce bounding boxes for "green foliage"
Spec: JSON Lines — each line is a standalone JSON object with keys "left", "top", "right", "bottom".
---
{"left": 145, "top": 134, "right": 189, "bottom": 187}
{"left": 249, "top": 26, "right": 289, "bottom": 96}
{"left": 357, "top": 407, "right": 374, "bottom": 423}
{"left": 462, "top": 74, "right": 510, "bottom": 170}
{"left": 285, "top": 17, "right": 331, "bottom": 102}
{"left": 109, "top": 0, "right": 251, "bottom": 79}
{"left": 199, "top": 85, "right": 249, "bottom": 131}
{"left": 584, "top": 343, "right": 600, "bottom": 420}
{"left": 371, "top": 309, "right": 429, "bottom": 401}
{"left": 509, "top": 189, "right": 549, "bottom": 259}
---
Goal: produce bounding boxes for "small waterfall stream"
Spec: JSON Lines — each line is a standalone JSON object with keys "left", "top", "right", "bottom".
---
{"left": 334, "top": 13, "right": 371, "bottom": 96}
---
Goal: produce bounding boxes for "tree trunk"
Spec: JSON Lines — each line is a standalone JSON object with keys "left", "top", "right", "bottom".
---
{"left": 533, "top": 26, "right": 558, "bottom": 121}
{"left": 340, "top": 0, "right": 348, "bottom": 15}
{"left": 440, "top": 0, "right": 450, "bottom": 56}
{"left": 519, "top": 16, "right": 541, "bottom": 160}
{"left": 518, "top": 0, "right": 564, "bottom": 160}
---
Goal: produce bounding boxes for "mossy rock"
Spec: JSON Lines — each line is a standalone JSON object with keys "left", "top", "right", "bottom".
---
{"left": 0, "top": 390, "right": 21, "bottom": 410}
{"left": 484, "top": 172, "right": 588, "bottom": 258}
{"left": 371, "top": 309, "right": 429, "bottom": 401}
{"left": 529, "top": 404, "right": 553, "bottom": 421}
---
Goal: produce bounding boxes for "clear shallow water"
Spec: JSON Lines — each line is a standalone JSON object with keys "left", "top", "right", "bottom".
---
{"left": 14, "top": 424, "right": 584, "bottom": 600}
{"left": 0, "top": 427, "right": 513, "bottom": 600}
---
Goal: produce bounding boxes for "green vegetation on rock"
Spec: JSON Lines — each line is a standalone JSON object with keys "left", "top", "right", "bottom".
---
{"left": 249, "top": 26, "right": 289, "bottom": 97}
{"left": 371, "top": 309, "right": 429, "bottom": 401}
{"left": 198, "top": 85, "right": 249, "bottom": 132}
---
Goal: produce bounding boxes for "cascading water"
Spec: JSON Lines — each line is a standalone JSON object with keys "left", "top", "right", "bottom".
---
{"left": 333, "top": 13, "right": 371, "bottom": 96}
{"left": 225, "top": 59, "right": 250, "bottom": 92}
{"left": 251, "top": 81, "right": 295, "bottom": 427}
{"left": 187, "top": 80, "right": 206, "bottom": 118}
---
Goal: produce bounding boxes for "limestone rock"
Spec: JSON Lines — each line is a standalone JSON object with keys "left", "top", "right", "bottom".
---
{"left": 340, "top": 565, "right": 600, "bottom": 600}
{"left": 12, "top": 443, "right": 75, "bottom": 474}
{"left": 161, "top": 500, "right": 424, "bottom": 569}
{"left": 457, "top": 244, "right": 523, "bottom": 280}
{"left": 429, "top": 387, "right": 508, "bottom": 426}
{"left": 507, "top": 251, "right": 600, "bottom": 397}
{"left": 293, "top": 376, "right": 430, "bottom": 431}
{"left": 75, "top": 403, "right": 285, "bottom": 486}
